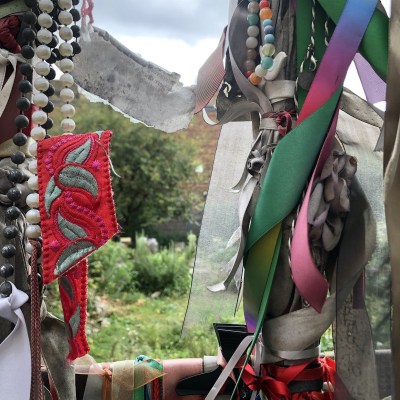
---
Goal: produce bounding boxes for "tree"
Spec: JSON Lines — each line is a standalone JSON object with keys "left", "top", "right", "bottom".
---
{"left": 51, "top": 98, "right": 195, "bottom": 240}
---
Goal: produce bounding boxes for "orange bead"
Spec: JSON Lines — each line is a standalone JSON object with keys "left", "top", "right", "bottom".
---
{"left": 249, "top": 72, "right": 262, "bottom": 85}
{"left": 260, "top": 8, "right": 273, "bottom": 20}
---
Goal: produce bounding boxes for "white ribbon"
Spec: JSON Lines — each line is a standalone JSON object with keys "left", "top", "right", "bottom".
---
{"left": 0, "top": 283, "right": 31, "bottom": 400}
{"left": 0, "top": 49, "right": 25, "bottom": 119}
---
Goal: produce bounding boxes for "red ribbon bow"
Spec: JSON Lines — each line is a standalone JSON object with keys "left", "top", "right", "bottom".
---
{"left": 241, "top": 357, "right": 336, "bottom": 400}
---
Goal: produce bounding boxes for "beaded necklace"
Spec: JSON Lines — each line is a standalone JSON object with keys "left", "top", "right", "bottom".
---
{"left": 246, "top": 0, "right": 276, "bottom": 86}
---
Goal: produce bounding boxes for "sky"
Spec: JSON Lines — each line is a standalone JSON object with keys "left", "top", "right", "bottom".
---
{"left": 91, "top": 0, "right": 390, "bottom": 102}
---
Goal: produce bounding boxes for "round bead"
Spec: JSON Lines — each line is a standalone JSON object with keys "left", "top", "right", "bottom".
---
{"left": 32, "top": 110, "right": 48, "bottom": 125}
{"left": 42, "top": 101, "right": 54, "bottom": 114}
{"left": 18, "top": 80, "right": 32, "bottom": 94}
{"left": 21, "top": 45, "right": 35, "bottom": 59}
{"left": 247, "top": 49, "right": 258, "bottom": 60}
{"left": 16, "top": 97, "right": 30, "bottom": 112}
{"left": 264, "top": 25, "right": 274, "bottom": 35}
{"left": 61, "top": 118, "right": 75, "bottom": 132}
{"left": 48, "top": 35, "right": 59, "bottom": 49}
{"left": 45, "top": 68, "right": 57, "bottom": 81}
{"left": 29, "top": 142, "right": 37, "bottom": 157}
{"left": 60, "top": 88, "right": 75, "bottom": 102}
{"left": 59, "top": 26, "right": 73, "bottom": 41}
{"left": 10, "top": 151, "right": 26, "bottom": 165}
{"left": 261, "top": 56, "right": 274, "bottom": 69}
{"left": 260, "top": 8, "right": 273, "bottom": 20}
{"left": 72, "top": 0, "right": 79, "bottom": 5}
{"left": 34, "top": 77, "right": 50, "bottom": 92}
{"left": 59, "top": 58, "right": 74, "bottom": 72}
{"left": 247, "top": 25, "right": 260, "bottom": 37}
{"left": 261, "top": 43, "right": 276, "bottom": 57}
{"left": 70, "top": 8, "right": 81, "bottom": 21}
{"left": 58, "top": 0, "right": 72, "bottom": 9}
{"left": 246, "top": 37, "right": 258, "bottom": 49}
{"left": 35, "top": 61, "right": 50, "bottom": 76}
{"left": 26, "top": 193, "right": 39, "bottom": 208}
{"left": 263, "top": 19, "right": 273, "bottom": 27}
{"left": 36, "top": 44, "right": 51, "bottom": 60}
{"left": 38, "top": 0, "right": 54, "bottom": 13}
{"left": 260, "top": 0, "right": 270, "bottom": 8}
{"left": 37, "top": 28, "right": 52, "bottom": 44}
{"left": 3, "top": 225, "right": 19, "bottom": 240}
{"left": 47, "top": 52, "right": 58, "bottom": 65}
{"left": 0, "top": 282, "right": 12, "bottom": 297}
{"left": 60, "top": 103, "right": 75, "bottom": 117}
{"left": 26, "top": 225, "right": 42, "bottom": 239}
{"left": 2, "top": 244, "right": 16, "bottom": 258}
{"left": 26, "top": 209, "right": 41, "bottom": 224}
{"left": 0, "top": 264, "right": 14, "bottom": 279}
{"left": 42, "top": 118, "right": 53, "bottom": 130}
{"left": 43, "top": 84, "right": 55, "bottom": 97}
{"left": 249, "top": 72, "right": 262, "bottom": 85}
{"left": 15, "top": 114, "right": 29, "bottom": 129}
{"left": 71, "top": 41, "right": 81, "bottom": 55}
{"left": 5, "top": 206, "right": 21, "bottom": 220}
{"left": 264, "top": 34, "right": 275, "bottom": 44}
{"left": 28, "top": 160, "right": 38, "bottom": 174}
{"left": 58, "top": 10, "right": 73, "bottom": 25}
{"left": 248, "top": 2, "right": 260, "bottom": 13}
{"left": 71, "top": 24, "right": 80, "bottom": 38}
{"left": 49, "top": 20, "right": 59, "bottom": 33}
{"left": 27, "top": 176, "right": 39, "bottom": 191}
{"left": 7, "top": 168, "right": 24, "bottom": 183}
{"left": 244, "top": 59, "right": 256, "bottom": 72}
{"left": 31, "top": 126, "right": 46, "bottom": 141}
{"left": 247, "top": 14, "right": 259, "bottom": 26}
{"left": 38, "top": 13, "right": 53, "bottom": 28}
{"left": 59, "top": 42, "right": 73, "bottom": 57}
{"left": 13, "top": 132, "right": 28, "bottom": 147}
{"left": 25, "top": 242, "right": 34, "bottom": 255}
{"left": 36, "top": 45, "right": 51, "bottom": 60}
{"left": 60, "top": 73, "right": 74, "bottom": 88}
{"left": 22, "top": 27, "right": 36, "bottom": 43}
{"left": 7, "top": 187, "right": 22, "bottom": 202}
{"left": 255, "top": 64, "right": 268, "bottom": 77}
{"left": 33, "top": 93, "right": 49, "bottom": 108}
{"left": 23, "top": 10, "right": 37, "bottom": 24}
{"left": 20, "top": 63, "right": 33, "bottom": 77}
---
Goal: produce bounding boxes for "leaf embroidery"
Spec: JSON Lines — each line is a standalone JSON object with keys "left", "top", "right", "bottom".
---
{"left": 58, "top": 166, "right": 98, "bottom": 197}
{"left": 69, "top": 305, "right": 81, "bottom": 338}
{"left": 66, "top": 138, "right": 92, "bottom": 164}
{"left": 55, "top": 240, "right": 95, "bottom": 276}
{"left": 57, "top": 212, "right": 87, "bottom": 240}
{"left": 45, "top": 176, "right": 62, "bottom": 217}
{"left": 59, "top": 276, "right": 74, "bottom": 301}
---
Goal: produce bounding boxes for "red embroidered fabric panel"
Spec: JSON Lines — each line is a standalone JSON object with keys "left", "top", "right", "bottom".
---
{"left": 59, "top": 259, "right": 90, "bottom": 360}
{"left": 37, "top": 130, "right": 118, "bottom": 284}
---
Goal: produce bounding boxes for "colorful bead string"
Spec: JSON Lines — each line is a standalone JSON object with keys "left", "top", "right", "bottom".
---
{"left": 246, "top": 0, "right": 276, "bottom": 86}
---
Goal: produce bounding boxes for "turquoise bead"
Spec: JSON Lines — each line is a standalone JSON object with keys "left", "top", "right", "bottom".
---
{"left": 263, "top": 19, "right": 273, "bottom": 27}
{"left": 264, "top": 34, "right": 275, "bottom": 44}
{"left": 261, "top": 56, "right": 273, "bottom": 69}
{"left": 247, "top": 13, "right": 259, "bottom": 26}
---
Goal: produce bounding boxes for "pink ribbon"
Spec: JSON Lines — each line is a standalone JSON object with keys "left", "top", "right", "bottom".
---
{"left": 290, "top": 0, "right": 378, "bottom": 311}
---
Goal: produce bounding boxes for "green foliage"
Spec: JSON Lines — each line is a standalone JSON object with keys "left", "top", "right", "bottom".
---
{"left": 88, "top": 234, "right": 195, "bottom": 298}
{"left": 51, "top": 98, "right": 196, "bottom": 240}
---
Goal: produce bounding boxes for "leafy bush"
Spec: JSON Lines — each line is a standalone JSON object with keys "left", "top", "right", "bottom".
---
{"left": 88, "top": 233, "right": 196, "bottom": 298}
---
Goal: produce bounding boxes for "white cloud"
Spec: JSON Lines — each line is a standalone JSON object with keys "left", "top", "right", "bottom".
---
{"left": 115, "top": 35, "right": 220, "bottom": 86}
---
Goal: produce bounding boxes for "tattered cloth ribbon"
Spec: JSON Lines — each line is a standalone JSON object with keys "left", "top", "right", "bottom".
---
{"left": 241, "top": 357, "right": 335, "bottom": 400}
{"left": 37, "top": 131, "right": 118, "bottom": 360}
{"left": 75, "top": 355, "right": 164, "bottom": 400}
{"left": 0, "top": 283, "right": 31, "bottom": 400}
